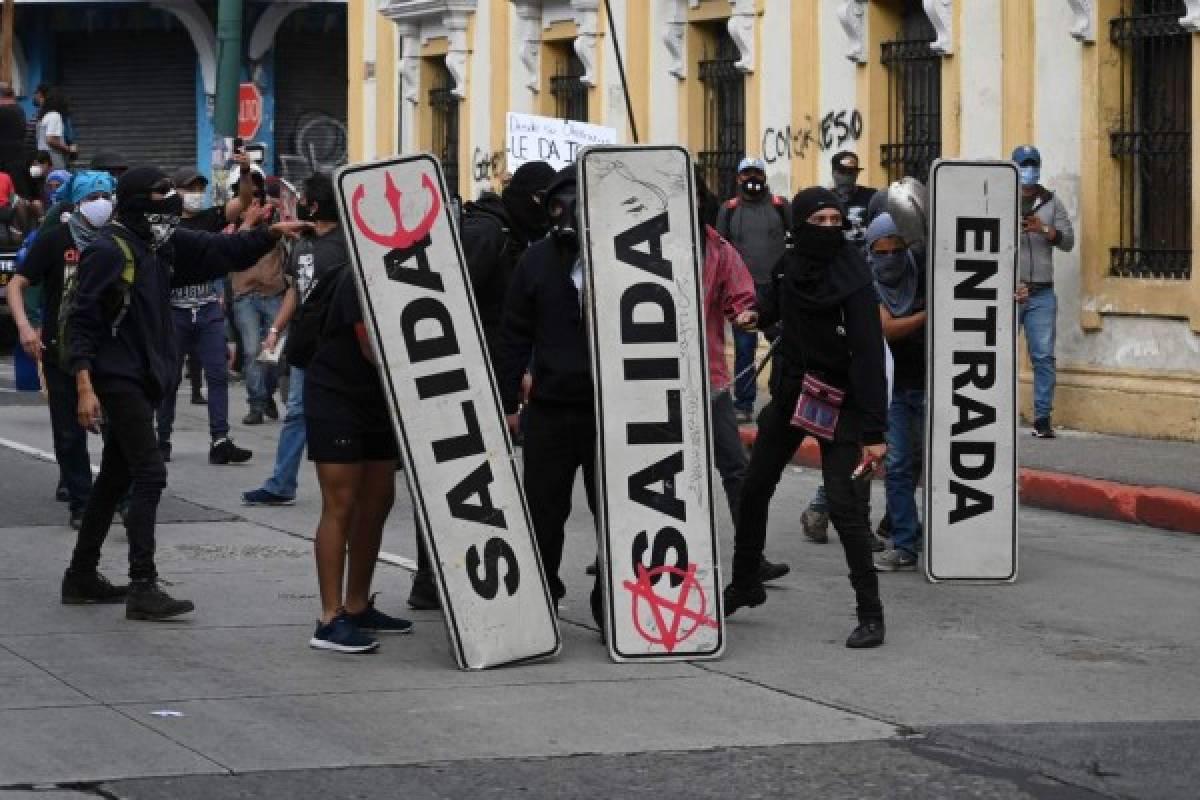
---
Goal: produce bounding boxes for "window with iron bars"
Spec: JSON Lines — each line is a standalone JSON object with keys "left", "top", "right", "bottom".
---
{"left": 429, "top": 60, "right": 460, "bottom": 197}
{"left": 697, "top": 26, "right": 745, "bottom": 201}
{"left": 880, "top": 1, "right": 941, "bottom": 185}
{"left": 550, "top": 47, "right": 589, "bottom": 122}
{"left": 1110, "top": 0, "right": 1192, "bottom": 280}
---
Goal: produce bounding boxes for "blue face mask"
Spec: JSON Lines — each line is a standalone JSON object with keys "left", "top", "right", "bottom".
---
{"left": 1019, "top": 166, "right": 1041, "bottom": 187}
{"left": 869, "top": 251, "right": 909, "bottom": 285}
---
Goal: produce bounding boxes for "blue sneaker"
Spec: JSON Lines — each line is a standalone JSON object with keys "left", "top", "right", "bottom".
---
{"left": 242, "top": 488, "right": 296, "bottom": 507}
{"left": 348, "top": 594, "right": 413, "bottom": 634}
{"left": 309, "top": 611, "right": 379, "bottom": 653}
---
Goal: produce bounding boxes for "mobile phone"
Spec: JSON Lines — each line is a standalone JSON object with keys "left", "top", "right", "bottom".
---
{"left": 851, "top": 456, "right": 879, "bottom": 483}
{"left": 233, "top": 137, "right": 245, "bottom": 154}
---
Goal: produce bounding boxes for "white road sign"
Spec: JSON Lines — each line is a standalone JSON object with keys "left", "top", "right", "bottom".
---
{"left": 924, "top": 159, "right": 1020, "bottom": 582}
{"left": 579, "top": 145, "right": 725, "bottom": 662}
{"left": 335, "top": 155, "right": 561, "bottom": 668}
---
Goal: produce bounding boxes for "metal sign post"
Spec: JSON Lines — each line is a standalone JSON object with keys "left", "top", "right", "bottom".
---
{"left": 335, "top": 155, "right": 561, "bottom": 669}
{"left": 579, "top": 145, "right": 725, "bottom": 661}
{"left": 924, "top": 159, "right": 1020, "bottom": 583}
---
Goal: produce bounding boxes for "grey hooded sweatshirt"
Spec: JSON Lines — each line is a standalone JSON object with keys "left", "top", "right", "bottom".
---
{"left": 1019, "top": 190, "right": 1075, "bottom": 284}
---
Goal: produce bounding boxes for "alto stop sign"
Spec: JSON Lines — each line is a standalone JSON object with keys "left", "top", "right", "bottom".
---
{"left": 238, "top": 83, "right": 263, "bottom": 140}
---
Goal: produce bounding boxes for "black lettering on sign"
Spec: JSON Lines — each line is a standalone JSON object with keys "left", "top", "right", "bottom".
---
{"left": 628, "top": 389, "right": 682, "bottom": 445}
{"left": 445, "top": 460, "right": 507, "bottom": 528}
{"left": 953, "top": 351, "right": 996, "bottom": 391}
{"left": 953, "top": 306, "right": 997, "bottom": 347}
{"left": 623, "top": 358, "right": 680, "bottom": 381}
{"left": 614, "top": 212, "right": 672, "bottom": 280}
{"left": 951, "top": 441, "right": 995, "bottom": 482}
{"left": 954, "top": 259, "right": 999, "bottom": 301}
{"left": 402, "top": 297, "right": 460, "bottom": 362}
{"left": 620, "top": 283, "right": 677, "bottom": 343}
{"left": 628, "top": 451, "right": 686, "bottom": 522}
{"left": 949, "top": 479, "right": 994, "bottom": 524}
{"left": 384, "top": 236, "right": 443, "bottom": 292}
{"left": 467, "top": 537, "right": 520, "bottom": 599}
{"left": 632, "top": 527, "right": 689, "bottom": 588}
{"left": 432, "top": 401, "right": 485, "bottom": 463}
{"left": 416, "top": 368, "right": 469, "bottom": 399}
{"left": 951, "top": 391, "right": 997, "bottom": 436}
{"left": 955, "top": 217, "right": 1001, "bottom": 254}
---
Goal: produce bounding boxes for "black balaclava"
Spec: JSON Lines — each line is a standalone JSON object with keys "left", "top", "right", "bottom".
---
{"left": 116, "top": 166, "right": 183, "bottom": 246}
{"left": 503, "top": 160, "right": 556, "bottom": 242}
{"left": 544, "top": 166, "right": 579, "bottom": 248}
{"left": 786, "top": 186, "right": 871, "bottom": 309}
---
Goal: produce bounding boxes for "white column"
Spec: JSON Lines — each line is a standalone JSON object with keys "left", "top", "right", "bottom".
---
{"left": 363, "top": 4, "right": 379, "bottom": 161}
{"left": 959, "top": 0, "right": 1003, "bottom": 159}
{"left": 819, "top": 0, "right": 860, "bottom": 187}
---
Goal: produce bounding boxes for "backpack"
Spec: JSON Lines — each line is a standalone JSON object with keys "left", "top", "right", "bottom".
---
{"left": 55, "top": 232, "right": 136, "bottom": 369}
{"left": 285, "top": 267, "right": 345, "bottom": 369}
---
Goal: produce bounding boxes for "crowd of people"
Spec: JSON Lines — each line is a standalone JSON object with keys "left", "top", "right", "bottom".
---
{"left": 7, "top": 110, "right": 1072, "bottom": 656}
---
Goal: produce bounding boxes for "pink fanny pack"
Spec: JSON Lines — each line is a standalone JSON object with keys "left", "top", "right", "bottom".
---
{"left": 790, "top": 373, "right": 844, "bottom": 440}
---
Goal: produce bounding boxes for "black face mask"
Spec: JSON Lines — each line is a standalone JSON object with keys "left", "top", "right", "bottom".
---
{"left": 547, "top": 189, "right": 579, "bottom": 245}
{"left": 503, "top": 188, "right": 550, "bottom": 242}
{"left": 740, "top": 178, "right": 766, "bottom": 197}
{"left": 296, "top": 203, "right": 316, "bottom": 223}
{"left": 792, "top": 223, "right": 845, "bottom": 263}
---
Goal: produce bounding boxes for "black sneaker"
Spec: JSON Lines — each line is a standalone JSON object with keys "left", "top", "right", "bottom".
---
{"left": 125, "top": 582, "right": 194, "bottom": 620}
{"left": 722, "top": 582, "right": 767, "bottom": 617}
{"left": 62, "top": 569, "right": 129, "bottom": 604}
{"left": 407, "top": 574, "right": 441, "bottom": 611}
{"left": 846, "top": 619, "right": 886, "bottom": 648}
{"left": 210, "top": 438, "right": 252, "bottom": 465}
{"left": 243, "top": 410, "right": 264, "bottom": 425}
{"left": 159, "top": 441, "right": 172, "bottom": 463}
{"left": 55, "top": 484, "right": 69, "bottom": 503}
{"left": 348, "top": 595, "right": 413, "bottom": 634}
{"left": 190, "top": 389, "right": 206, "bottom": 405}
{"left": 68, "top": 510, "right": 83, "bottom": 531}
{"left": 1033, "top": 417, "right": 1056, "bottom": 438}
{"left": 241, "top": 488, "right": 296, "bottom": 506}
{"left": 310, "top": 611, "right": 379, "bottom": 653}
{"left": 756, "top": 556, "right": 790, "bottom": 583}
{"left": 264, "top": 398, "right": 280, "bottom": 421}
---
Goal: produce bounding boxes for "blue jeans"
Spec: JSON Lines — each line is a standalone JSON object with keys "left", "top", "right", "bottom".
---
{"left": 885, "top": 389, "right": 926, "bottom": 557}
{"left": 1019, "top": 287, "right": 1057, "bottom": 421}
{"left": 733, "top": 327, "right": 759, "bottom": 413}
{"left": 262, "top": 368, "right": 306, "bottom": 499}
{"left": 158, "top": 303, "right": 229, "bottom": 443}
{"left": 233, "top": 292, "right": 283, "bottom": 412}
{"left": 44, "top": 360, "right": 93, "bottom": 513}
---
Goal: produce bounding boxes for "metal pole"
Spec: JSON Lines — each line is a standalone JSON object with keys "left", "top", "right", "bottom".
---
{"left": 1, "top": 0, "right": 14, "bottom": 87}
{"left": 212, "top": 0, "right": 244, "bottom": 138}
{"left": 602, "top": 0, "right": 638, "bottom": 144}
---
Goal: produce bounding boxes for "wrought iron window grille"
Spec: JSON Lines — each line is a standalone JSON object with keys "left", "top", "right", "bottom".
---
{"left": 550, "top": 49, "right": 589, "bottom": 122}
{"left": 880, "top": 2, "right": 941, "bottom": 186}
{"left": 429, "top": 65, "right": 460, "bottom": 197}
{"left": 697, "top": 28, "right": 745, "bottom": 201}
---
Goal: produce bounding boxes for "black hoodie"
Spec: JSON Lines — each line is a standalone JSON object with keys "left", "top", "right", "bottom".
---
{"left": 460, "top": 194, "right": 528, "bottom": 369}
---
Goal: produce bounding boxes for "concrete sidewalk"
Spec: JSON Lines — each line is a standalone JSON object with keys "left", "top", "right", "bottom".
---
{"left": 740, "top": 424, "right": 1200, "bottom": 535}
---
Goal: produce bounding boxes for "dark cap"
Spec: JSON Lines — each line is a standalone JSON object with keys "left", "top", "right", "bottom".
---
{"left": 508, "top": 161, "right": 556, "bottom": 194}
{"left": 831, "top": 150, "right": 862, "bottom": 172}
{"left": 544, "top": 165, "right": 577, "bottom": 202}
{"left": 170, "top": 166, "right": 207, "bottom": 189}
{"left": 792, "top": 186, "right": 845, "bottom": 224}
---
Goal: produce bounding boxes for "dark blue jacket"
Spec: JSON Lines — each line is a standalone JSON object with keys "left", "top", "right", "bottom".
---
{"left": 68, "top": 225, "right": 274, "bottom": 400}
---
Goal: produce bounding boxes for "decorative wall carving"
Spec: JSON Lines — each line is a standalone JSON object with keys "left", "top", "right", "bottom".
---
{"left": 1182, "top": 0, "right": 1200, "bottom": 32}
{"left": 923, "top": 0, "right": 953, "bottom": 55}
{"left": 514, "top": 1, "right": 542, "bottom": 92}
{"left": 728, "top": 0, "right": 755, "bottom": 73}
{"left": 1066, "top": 0, "right": 1095, "bottom": 42}
{"left": 444, "top": 12, "right": 469, "bottom": 97}
{"left": 571, "top": 0, "right": 600, "bottom": 86}
{"left": 396, "top": 22, "right": 421, "bottom": 104}
{"left": 836, "top": 0, "right": 868, "bottom": 63}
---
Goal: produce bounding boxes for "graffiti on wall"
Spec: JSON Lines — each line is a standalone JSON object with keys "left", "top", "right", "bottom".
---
{"left": 278, "top": 111, "right": 348, "bottom": 183}
{"left": 762, "top": 109, "right": 864, "bottom": 164}
{"left": 472, "top": 147, "right": 506, "bottom": 185}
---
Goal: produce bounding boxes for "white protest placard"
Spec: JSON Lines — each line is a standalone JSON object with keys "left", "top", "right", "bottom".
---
{"left": 924, "top": 159, "right": 1020, "bottom": 583}
{"left": 506, "top": 112, "right": 618, "bottom": 172}
{"left": 334, "top": 155, "right": 561, "bottom": 669}
{"left": 579, "top": 145, "right": 725, "bottom": 662}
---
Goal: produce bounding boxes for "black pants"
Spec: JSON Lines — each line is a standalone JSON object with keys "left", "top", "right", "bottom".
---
{"left": 43, "top": 360, "right": 93, "bottom": 514}
{"left": 732, "top": 398, "right": 882, "bottom": 621}
{"left": 710, "top": 391, "right": 748, "bottom": 521}
{"left": 69, "top": 387, "right": 166, "bottom": 585}
{"left": 522, "top": 403, "right": 597, "bottom": 602}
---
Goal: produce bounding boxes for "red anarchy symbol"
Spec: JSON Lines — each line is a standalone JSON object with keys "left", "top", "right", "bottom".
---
{"left": 351, "top": 171, "right": 441, "bottom": 250}
{"left": 623, "top": 563, "right": 718, "bottom": 653}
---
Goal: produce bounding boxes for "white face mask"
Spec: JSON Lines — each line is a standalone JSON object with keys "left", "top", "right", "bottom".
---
{"left": 182, "top": 192, "right": 208, "bottom": 214}
{"left": 29, "top": 165, "right": 44, "bottom": 179}
{"left": 79, "top": 197, "right": 114, "bottom": 228}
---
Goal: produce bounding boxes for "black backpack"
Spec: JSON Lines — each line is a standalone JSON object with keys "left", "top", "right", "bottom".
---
{"left": 285, "top": 267, "right": 346, "bottom": 369}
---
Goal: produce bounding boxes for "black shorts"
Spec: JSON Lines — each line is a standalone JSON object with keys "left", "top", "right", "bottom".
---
{"left": 306, "top": 417, "right": 399, "bottom": 464}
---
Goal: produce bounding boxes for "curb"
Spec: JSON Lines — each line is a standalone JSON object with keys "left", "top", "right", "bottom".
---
{"left": 738, "top": 427, "right": 1200, "bottom": 536}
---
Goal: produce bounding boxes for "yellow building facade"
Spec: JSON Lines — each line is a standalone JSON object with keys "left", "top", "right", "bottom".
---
{"left": 350, "top": 0, "right": 1200, "bottom": 441}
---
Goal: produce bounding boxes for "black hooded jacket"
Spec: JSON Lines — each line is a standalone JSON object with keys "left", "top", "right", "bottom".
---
{"left": 758, "top": 245, "right": 888, "bottom": 446}
{"left": 68, "top": 225, "right": 275, "bottom": 400}
{"left": 460, "top": 194, "right": 529, "bottom": 369}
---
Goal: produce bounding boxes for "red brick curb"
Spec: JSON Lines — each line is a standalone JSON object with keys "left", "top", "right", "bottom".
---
{"left": 738, "top": 427, "right": 1200, "bottom": 535}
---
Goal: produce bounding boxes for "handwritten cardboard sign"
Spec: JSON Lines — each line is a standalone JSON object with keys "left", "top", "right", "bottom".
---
{"left": 506, "top": 112, "right": 618, "bottom": 173}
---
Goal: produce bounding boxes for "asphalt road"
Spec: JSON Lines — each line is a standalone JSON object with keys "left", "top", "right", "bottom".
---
{"left": 0, "top": 360, "right": 1197, "bottom": 799}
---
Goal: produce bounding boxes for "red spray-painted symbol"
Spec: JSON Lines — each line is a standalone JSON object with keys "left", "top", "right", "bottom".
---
{"left": 351, "top": 171, "right": 441, "bottom": 249}
{"left": 623, "top": 563, "right": 718, "bottom": 653}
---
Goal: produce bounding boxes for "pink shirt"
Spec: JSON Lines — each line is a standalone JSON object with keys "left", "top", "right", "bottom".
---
{"left": 702, "top": 224, "right": 757, "bottom": 389}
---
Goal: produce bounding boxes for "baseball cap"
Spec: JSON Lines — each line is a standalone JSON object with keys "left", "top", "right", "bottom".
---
{"left": 1011, "top": 144, "right": 1041, "bottom": 166}
{"left": 832, "top": 150, "right": 863, "bottom": 172}
{"left": 171, "top": 166, "right": 207, "bottom": 189}
{"left": 737, "top": 157, "right": 767, "bottom": 174}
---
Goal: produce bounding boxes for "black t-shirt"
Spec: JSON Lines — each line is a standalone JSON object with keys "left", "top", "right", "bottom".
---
{"left": 888, "top": 273, "right": 928, "bottom": 391}
{"left": 16, "top": 224, "right": 79, "bottom": 355}
{"left": 0, "top": 105, "right": 26, "bottom": 151}
{"left": 302, "top": 234, "right": 390, "bottom": 430}
{"left": 838, "top": 185, "right": 878, "bottom": 245}
{"left": 179, "top": 207, "right": 226, "bottom": 234}
{"left": 287, "top": 229, "right": 349, "bottom": 299}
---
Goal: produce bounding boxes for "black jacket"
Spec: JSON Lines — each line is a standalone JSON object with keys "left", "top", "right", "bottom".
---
{"left": 498, "top": 236, "right": 591, "bottom": 413}
{"left": 68, "top": 225, "right": 275, "bottom": 401}
{"left": 758, "top": 249, "right": 888, "bottom": 445}
{"left": 460, "top": 195, "right": 527, "bottom": 370}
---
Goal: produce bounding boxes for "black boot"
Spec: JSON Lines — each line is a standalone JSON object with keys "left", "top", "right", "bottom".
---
{"left": 722, "top": 582, "right": 767, "bottom": 617}
{"left": 126, "top": 582, "right": 195, "bottom": 621}
{"left": 846, "top": 617, "right": 886, "bottom": 649}
{"left": 62, "top": 569, "right": 129, "bottom": 605}
{"left": 406, "top": 571, "right": 441, "bottom": 611}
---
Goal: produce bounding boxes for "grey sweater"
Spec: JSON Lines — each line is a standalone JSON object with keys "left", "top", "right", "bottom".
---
{"left": 1019, "top": 190, "right": 1075, "bottom": 284}
{"left": 716, "top": 195, "right": 791, "bottom": 285}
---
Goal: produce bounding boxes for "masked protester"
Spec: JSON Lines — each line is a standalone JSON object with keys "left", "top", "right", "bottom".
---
{"left": 716, "top": 157, "right": 792, "bottom": 424}
{"left": 725, "top": 187, "right": 888, "bottom": 650}
{"left": 407, "top": 159, "right": 556, "bottom": 611}
{"left": 1012, "top": 144, "right": 1074, "bottom": 439}
{"left": 155, "top": 167, "right": 253, "bottom": 467}
{"left": 63, "top": 166, "right": 310, "bottom": 620}
{"left": 498, "top": 166, "right": 604, "bottom": 625}
{"left": 7, "top": 171, "right": 117, "bottom": 530}
{"left": 829, "top": 151, "right": 878, "bottom": 247}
